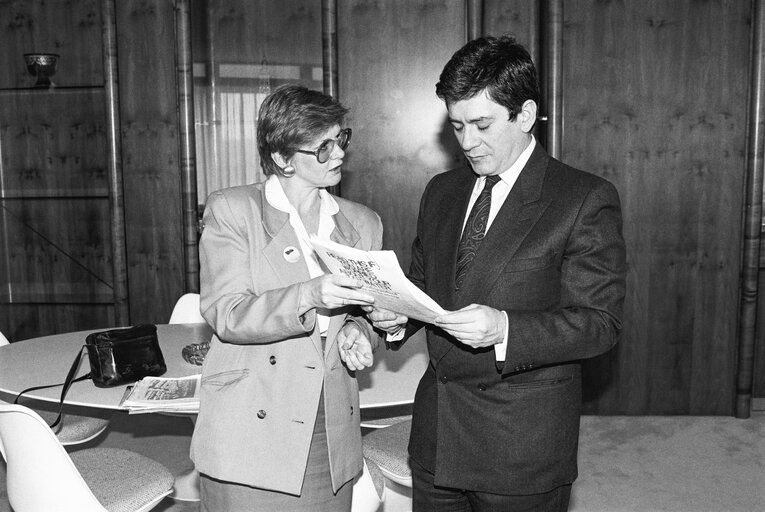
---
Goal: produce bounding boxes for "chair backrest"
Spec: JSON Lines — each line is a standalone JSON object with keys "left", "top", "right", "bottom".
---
{"left": 0, "top": 403, "right": 107, "bottom": 511}
{"left": 169, "top": 293, "right": 204, "bottom": 324}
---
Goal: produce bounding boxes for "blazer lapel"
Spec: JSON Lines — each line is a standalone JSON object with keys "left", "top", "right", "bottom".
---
{"left": 259, "top": 188, "right": 323, "bottom": 356}
{"left": 329, "top": 208, "right": 361, "bottom": 248}
{"left": 324, "top": 204, "right": 362, "bottom": 358}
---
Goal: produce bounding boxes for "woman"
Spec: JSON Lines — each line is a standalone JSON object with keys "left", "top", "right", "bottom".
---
{"left": 191, "top": 84, "right": 382, "bottom": 511}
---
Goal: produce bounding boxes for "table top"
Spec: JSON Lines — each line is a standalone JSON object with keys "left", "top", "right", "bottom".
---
{"left": 0, "top": 323, "right": 429, "bottom": 411}
{"left": 0, "top": 323, "right": 209, "bottom": 410}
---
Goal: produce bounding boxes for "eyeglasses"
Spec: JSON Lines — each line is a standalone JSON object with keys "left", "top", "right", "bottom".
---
{"left": 293, "top": 128, "right": 352, "bottom": 164}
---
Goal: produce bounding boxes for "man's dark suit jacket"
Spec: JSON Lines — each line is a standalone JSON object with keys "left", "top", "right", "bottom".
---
{"left": 404, "top": 143, "right": 626, "bottom": 495}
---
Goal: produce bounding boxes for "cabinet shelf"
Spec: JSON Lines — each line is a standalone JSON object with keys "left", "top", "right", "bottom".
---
{"left": 0, "top": 85, "right": 103, "bottom": 95}
{"left": 0, "top": 190, "right": 109, "bottom": 199}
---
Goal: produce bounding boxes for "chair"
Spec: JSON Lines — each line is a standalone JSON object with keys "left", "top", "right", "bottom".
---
{"left": 362, "top": 419, "right": 413, "bottom": 511}
{"left": 168, "top": 293, "right": 205, "bottom": 324}
{"left": 167, "top": 293, "right": 204, "bottom": 502}
{"left": 0, "top": 403, "right": 174, "bottom": 512}
{"left": 0, "top": 330, "right": 110, "bottom": 446}
{"left": 351, "top": 458, "right": 386, "bottom": 512}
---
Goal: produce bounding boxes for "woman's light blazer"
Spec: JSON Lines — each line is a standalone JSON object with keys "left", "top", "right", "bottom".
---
{"left": 190, "top": 182, "right": 383, "bottom": 495}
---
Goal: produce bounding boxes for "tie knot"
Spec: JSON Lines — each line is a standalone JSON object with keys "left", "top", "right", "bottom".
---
{"left": 484, "top": 174, "right": 501, "bottom": 190}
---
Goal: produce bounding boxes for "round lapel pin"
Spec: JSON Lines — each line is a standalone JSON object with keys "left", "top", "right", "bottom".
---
{"left": 283, "top": 246, "right": 300, "bottom": 263}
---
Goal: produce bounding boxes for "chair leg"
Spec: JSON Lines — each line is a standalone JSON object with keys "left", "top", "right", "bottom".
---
{"left": 171, "top": 467, "right": 201, "bottom": 502}
{"left": 168, "top": 413, "right": 201, "bottom": 501}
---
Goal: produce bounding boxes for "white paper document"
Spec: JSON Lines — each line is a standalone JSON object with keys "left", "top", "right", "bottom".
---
{"left": 309, "top": 236, "right": 447, "bottom": 323}
{"left": 120, "top": 374, "right": 201, "bottom": 414}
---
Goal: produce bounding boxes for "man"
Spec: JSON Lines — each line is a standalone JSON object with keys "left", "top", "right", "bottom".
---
{"left": 367, "top": 36, "right": 626, "bottom": 511}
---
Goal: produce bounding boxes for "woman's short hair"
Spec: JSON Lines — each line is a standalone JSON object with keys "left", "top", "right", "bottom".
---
{"left": 257, "top": 84, "right": 349, "bottom": 176}
{"left": 435, "top": 35, "right": 539, "bottom": 119}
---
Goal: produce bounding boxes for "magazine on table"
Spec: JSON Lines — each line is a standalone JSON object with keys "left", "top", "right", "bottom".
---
{"left": 309, "top": 236, "right": 447, "bottom": 324}
{"left": 120, "top": 374, "right": 201, "bottom": 414}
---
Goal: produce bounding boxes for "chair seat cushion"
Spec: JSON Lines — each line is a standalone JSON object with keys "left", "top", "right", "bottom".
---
{"left": 71, "top": 447, "right": 174, "bottom": 512}
{"left": 0, "top": 399, "right": 110, "bottom": 446}
{"left": 42, "top": 411, "right": 110, "bottom": 445}
{"left": 362, "top": 419, "right": 412, "bottom": 486}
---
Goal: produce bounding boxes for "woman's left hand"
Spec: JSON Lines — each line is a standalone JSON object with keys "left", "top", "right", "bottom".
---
{"left": 337, "top": 322, "right": 374, "bottom": 371}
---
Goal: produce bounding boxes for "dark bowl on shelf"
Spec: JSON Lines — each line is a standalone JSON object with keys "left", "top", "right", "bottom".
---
{"left": 23, "top": 53, "right": 59, "bottom": 87}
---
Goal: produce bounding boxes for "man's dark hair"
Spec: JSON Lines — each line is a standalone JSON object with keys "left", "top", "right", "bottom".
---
{"left": 435, "top": 35, "right": 540, "bottom": 119}
{"left": 257, "top": 84, "right": 349, "bottom": 176}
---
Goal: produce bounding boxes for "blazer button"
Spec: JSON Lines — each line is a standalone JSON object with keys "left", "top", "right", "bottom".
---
{"left": 439, "top": 375, "right": 448, "bottom": 384}
{"left": 269, "top": 355, "right": 276, "bottom": 365}
{"left": 257, "top": 410, "right": 267, "bottom": 419}
{"left": 477, "top": 383, "right": 487, "bottom": 391}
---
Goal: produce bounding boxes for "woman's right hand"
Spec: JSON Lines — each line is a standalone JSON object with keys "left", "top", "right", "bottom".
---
{"left": 362, "top": 306, "right": 409, "bottom": 335}
{"left": 300, "top": 274, "right": 375, "bottom": 311}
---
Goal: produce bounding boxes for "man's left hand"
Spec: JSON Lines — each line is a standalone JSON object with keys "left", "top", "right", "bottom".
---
{"left": 337, "top": 321, "right": 374, "bottom": 371}
{"left": 434, "top": 304, "right": 506, "bottom": 348}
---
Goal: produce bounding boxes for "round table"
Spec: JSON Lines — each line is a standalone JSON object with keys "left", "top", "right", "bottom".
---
{"left": 0, "top": 323, "right": 428, "bottom": 410}
{"left": 0, "top": 323, "right": 208, "bottom": 409}
{"left": 0, "top": 322, "right": 428, "bottom": 502}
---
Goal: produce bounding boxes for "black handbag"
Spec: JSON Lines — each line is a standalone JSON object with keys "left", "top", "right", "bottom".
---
{"left": 84, "top": 324, "right": 167, "bottom": 388}
{"left": 15, "top": 324, "right": 167, "bottom": 427}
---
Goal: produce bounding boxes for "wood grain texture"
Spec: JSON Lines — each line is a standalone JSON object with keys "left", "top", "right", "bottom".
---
{"left": 0, "top": 304, "right": 114, "bottom": 342}
{"left": 116, "top": 0, "right": 184, "bottom": 324}
{"left": 0, "top": 0, "right": 103, "bottom": 89}
{"left": 337, "top": 0, "right": 464, "bottom": 271}
{"left": 0, "top": 0, "right": 115, "bottom": 340}
{"left": 0, "top": 90, "right": 108, "bottom": 196}
{"left": 564, "top": 0, "right": 750, "bottom": 414}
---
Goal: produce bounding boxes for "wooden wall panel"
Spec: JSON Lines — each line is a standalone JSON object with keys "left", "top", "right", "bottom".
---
{"left": 0, "top": 90, "right": 108, "bottom": 196}
{"left": 337, "top": 0, "right": 464, "bottom": 270}
{"left": 0, "top": 0, "right": 103, "bottom": 89}
{"left": 564, "top": 0, "right": 750, "bottom": 414}
{"left": 0, "top": 304, "right": 114, "bottom": 342}
{"left": 201, "top": 0, "right": 322, "bottom": 66}
{"left": 483, "top": 0, "right": 539, "bottom": 56}
{"left": 0, "top": 197, "right": 112, "bottom": 301}
{"left": 116, "top": 0, "right": 184, "bottom": 324}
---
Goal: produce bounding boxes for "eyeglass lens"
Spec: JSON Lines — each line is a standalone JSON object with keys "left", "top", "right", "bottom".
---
{"left": 317, "top": 129, "right": 351, "bottom": 163}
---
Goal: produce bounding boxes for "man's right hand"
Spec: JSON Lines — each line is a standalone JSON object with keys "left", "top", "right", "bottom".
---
{"left": 362, "top": 306, "right": 408, "bottom": 335}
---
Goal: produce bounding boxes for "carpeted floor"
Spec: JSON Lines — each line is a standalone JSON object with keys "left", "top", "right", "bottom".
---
{"left": 1, "top": 411, "right": 763, "bottom": 511}
{"left": 570, "top": 414, "right": 765, "bottom": 512}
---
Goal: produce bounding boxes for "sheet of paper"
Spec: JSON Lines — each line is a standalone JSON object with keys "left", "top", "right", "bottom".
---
{"left": 309, "top": 236, "right": 446, "bottom": 324}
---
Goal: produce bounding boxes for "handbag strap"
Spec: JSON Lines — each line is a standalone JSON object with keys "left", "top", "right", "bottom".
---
{"left": 14, "top": 346, "right": 91, "bottom": 429}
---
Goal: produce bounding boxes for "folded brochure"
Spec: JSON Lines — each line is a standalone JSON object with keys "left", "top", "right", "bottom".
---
{"left": 120, "top": 374, "right": 200, "bottom": 414}
{"left": 309, "top": 236, "right": 446, "bottom": 323}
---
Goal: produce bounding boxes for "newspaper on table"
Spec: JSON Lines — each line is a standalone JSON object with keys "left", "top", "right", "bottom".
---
{"left": 120, "top": 374, "right": 201, "bottom": 414}
{"left": 309, "top": 236, "right": 447, "bottom": 324}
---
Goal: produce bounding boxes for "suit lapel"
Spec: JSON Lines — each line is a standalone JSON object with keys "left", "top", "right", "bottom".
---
{"left": 426, "top": 169, "right": 475, "bottom": 364}
{"left": 432, "top": 169, "right": 476, "bottom": 310}
{"left": 456, "top": 145, "right": 551, "bottom": 303}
